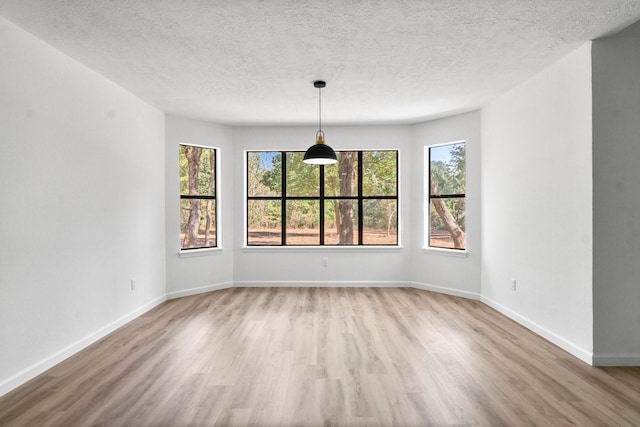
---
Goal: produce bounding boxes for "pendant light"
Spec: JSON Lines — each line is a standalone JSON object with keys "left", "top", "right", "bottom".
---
{"left": 303, "top": 80, "right": 338, "bottom": 165}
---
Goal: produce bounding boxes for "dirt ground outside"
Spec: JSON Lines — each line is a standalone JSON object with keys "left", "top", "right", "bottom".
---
{"left": 248, "top": 227, "right": 397, "bottom": 245}
{"left": 429, "top": 229, "right": 461, "bottom": 249}
{"left": 183, "top": 228, "right": 459, "bottom": 249}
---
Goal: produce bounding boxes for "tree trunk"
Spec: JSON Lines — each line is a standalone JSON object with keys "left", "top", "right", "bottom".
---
{"left": 183, "top": 146, "right": 202, "bottom": 248}
{"left": 338, "top": 201, "right": 354, "bottom": 244}
{"left": 338, "top": 152, "right": 356, "bottom": 244}
{"left": 430, "top": 178, "right": 466, "bottom": 249}
{"left": 387, "top": 204, "right": 397, "bottom": 238}
{"left": 334, "top": 200, "right": 341, "bottom": 235}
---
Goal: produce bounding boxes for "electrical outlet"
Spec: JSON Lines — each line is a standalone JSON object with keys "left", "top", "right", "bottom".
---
{"left": 511, "top": 279, "right": 517, "bottom": 291}
{"left": 130, "top": 279, "right": 136, "bottom": 291}
{"left": 322, "top": 258, "right": 329, "bottom": 267}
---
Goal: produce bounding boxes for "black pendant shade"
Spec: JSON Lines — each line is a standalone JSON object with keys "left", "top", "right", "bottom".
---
{"left": 303, "top": 132, "right": 337, "bottom": 164}
{"left": 303, "top": 81, "right": 338, "bottom": 165}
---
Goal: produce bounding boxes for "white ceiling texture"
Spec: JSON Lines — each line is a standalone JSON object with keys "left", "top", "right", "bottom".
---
{"left": 1, "top": 1, "right": 640, "bottom": 125}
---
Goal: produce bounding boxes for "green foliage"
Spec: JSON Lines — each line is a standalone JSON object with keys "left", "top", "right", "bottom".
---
{"left": 179, "top": 145, "right": 215, "bottom": 196}
{"left": 429, "top": 199, "right": 465, "bottom": 231}
{"left": 286, "top": 152, "right": 319, "bottom": 197}
{"left": 324, "top": 200, "right": 336, "bottom": 227}
{"left": 430, "top": 143, "right": 464, "bottom": 196}
{"left": 259, "top": 153, "right": 282, "bottom": 195}
{"left": 248, "top": 200, "right": 280, "bottom": 229}
{"left": 247, "top": 150, "right": 399, "bottom": 239}
{"left": 287, "top": 200, "right": 319, "bottom": 228}
{"left": 362, "top": 151, "right": 397, "bottom": 236}
{"left": 324, "top": 151, "right": 357, "bottom": 197}
{"left": 363, "top": 199, "right": 397, "bottom": 230}
{"left": 248, "top": 152, "right": 280, "bottom": 196}
{"left": 430, "top": 143, "right": 466, "bottom": 231}
{"left": 363, "top": 151, "right": 397, "bottom": 196}
{"left": 247, "top": 152, "right": 283, "bottom": 230}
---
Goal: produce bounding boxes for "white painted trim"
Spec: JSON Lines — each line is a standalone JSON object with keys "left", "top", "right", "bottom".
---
{"left": 178, "top": 247, "right": 224, "bottom": 258}
{"left": 592, "top": 354, "right": 640, "bottom": 367}
{"left": 481, "top": 295, "right": 594, "bottom": 365}
{"left": 421, "top": 247, "right": 468, "bottom": 258}
{"left": 241, "top": 246, "right": 404, "bottom": 253}
{"left": 234, "top": 281, "right": 408, "bottom": 288}
{"left": 0, "top": 295, "right": 166, "bottom": 398}
{"left": 242, "top": 148, "right": 403, "bottom": 248}
{"left": 166, "top": 281, "right": 234, "bottom": 299}
{"left": 410, "top": 281, "right": 480, "bottom": 300}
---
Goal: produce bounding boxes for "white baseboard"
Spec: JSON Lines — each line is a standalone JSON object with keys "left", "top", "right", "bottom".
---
{"left": 0, "top": 295, "right": 166, "bottom": 398}
{"left": 234, "top": 280, "right": 407, "bottom": 288}
{"left": 480, "top": 295, "right": 593, "bottom": 365}
{"left": 410, "top": 281, "right": 481, "bottom": 300}
{"left": 166, "top": 281, "right": 234, "bottom": 299}
{"left": 592, "top": 353, "right": 640, "bottom": 366}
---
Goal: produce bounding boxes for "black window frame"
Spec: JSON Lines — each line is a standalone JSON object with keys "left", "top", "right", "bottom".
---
{"left": 179, "top": 144, "right": 218, "bottom": 250}
{"left": 427, "top": 142, "right": 466, "bottom": 250}
{"left": 246, "top": 150, "right": 399, "bottom": 246}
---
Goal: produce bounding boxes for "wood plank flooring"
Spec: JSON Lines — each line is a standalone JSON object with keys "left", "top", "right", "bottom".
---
{"left": 0, "top": 287, "right": 639, "bottom": 426}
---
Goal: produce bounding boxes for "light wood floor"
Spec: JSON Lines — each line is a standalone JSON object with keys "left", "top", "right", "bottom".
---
{"left": 1, "top": 287, "right": 639, "bottom": 426}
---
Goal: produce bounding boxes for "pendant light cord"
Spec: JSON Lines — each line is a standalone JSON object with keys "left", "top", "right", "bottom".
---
{"left": 318, "top": 86, "right": 322, "bottom": 132}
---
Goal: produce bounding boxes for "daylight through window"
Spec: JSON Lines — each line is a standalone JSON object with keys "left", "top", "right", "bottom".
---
{"left": 180, "top": 144, "right": 217, "bottom": 250}
{"left": 247, "top": 150, "right": 398, "bottom": 246}
{"left": 427, "top": 142, "right": 466, "bottom": 250}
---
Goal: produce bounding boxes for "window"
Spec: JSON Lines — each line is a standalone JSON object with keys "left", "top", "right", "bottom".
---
{"left": 427, "top": 142, "right": 466, "bottom": 250}
{"left": 180, "top": 144, "right": 217, "bottom": 250}
{"left": 247, "top": 150, "right": 398, "bottom": 246}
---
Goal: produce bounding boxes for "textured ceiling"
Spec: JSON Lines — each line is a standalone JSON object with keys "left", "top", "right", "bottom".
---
{"left": 1, "top": 1, "right": 640, "bottom": 125}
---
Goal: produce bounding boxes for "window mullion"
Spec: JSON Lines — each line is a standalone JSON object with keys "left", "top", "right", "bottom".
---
{"left": 358, "top": 151, "right": 363, "bottom": 245}
{"left": 281, "top": 151, "right": 287, "bottom": 246}
{"left": 430, "top": 193, "right": 466, "bottom": 199}
{"left": 319, "top": 164, "right": 325, "bottom": 245}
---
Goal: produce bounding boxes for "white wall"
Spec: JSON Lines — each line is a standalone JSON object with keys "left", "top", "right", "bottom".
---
{"left": 232, "top": 126, "right": 412, "bottom": 285}
{"left": 410, "top": 111, "right": 482, "bottom": 298}
{"left": 165, "top": 115, "right": 234, "bottom": 298}
{"left": 592, "top": 22, "right": 640, "bottom": 365}
{"left": 480, "top": 44, "right": 593, "bottom": 363}
{"left": 0, "top": 17, "right": 166, "bottom": 395}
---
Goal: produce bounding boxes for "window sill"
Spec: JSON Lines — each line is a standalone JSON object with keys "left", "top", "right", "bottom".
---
{"left": 242, "top": 245, "right": 404, "bottom": 253}
{"left": 422, "top": 247, "right": 468, "bottom": 258}
{"left": 179, "top": 247, "right": 224, "bottom": 258}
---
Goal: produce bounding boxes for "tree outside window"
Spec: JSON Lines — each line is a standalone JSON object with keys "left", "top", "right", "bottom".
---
{"left": 180, "top": 144, "right": 217, "bottom": 250}
{"left": 247, "top": 150, "right": 398, "bottom": 246}
{"left": 428, "top": 142, "right": 465, "bottom": 250}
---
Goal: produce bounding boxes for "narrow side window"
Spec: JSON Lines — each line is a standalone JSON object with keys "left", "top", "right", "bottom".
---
{"left": 427, "top": 142, "right": 466, "bottom": 250}
{"left": 180, "top": 144, "right": 217, "bottom": 250}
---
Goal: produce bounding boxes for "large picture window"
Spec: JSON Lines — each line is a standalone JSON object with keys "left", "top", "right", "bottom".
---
{"left": 247, "top": 150, "right": 398, "bottom": 246}
{"left": 427, "top": 142, "right": 466, "bottom": 250}
{"left": 180, "top": 144, "right": 217, "bottom": 250}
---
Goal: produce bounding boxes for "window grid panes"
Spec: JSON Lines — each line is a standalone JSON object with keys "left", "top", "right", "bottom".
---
{"left": 180, "top": 144, "right": 217, "bottom": 250}
{"left": 427, "top": 142, "right": 466, "bottom": 250}
{"left": 247, "top": 150, "right": 398, "bottom": 246}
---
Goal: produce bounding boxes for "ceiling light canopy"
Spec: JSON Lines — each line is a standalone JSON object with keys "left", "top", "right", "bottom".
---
{"left": 303, "top": 81, "right": 337, "bottom": 165}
